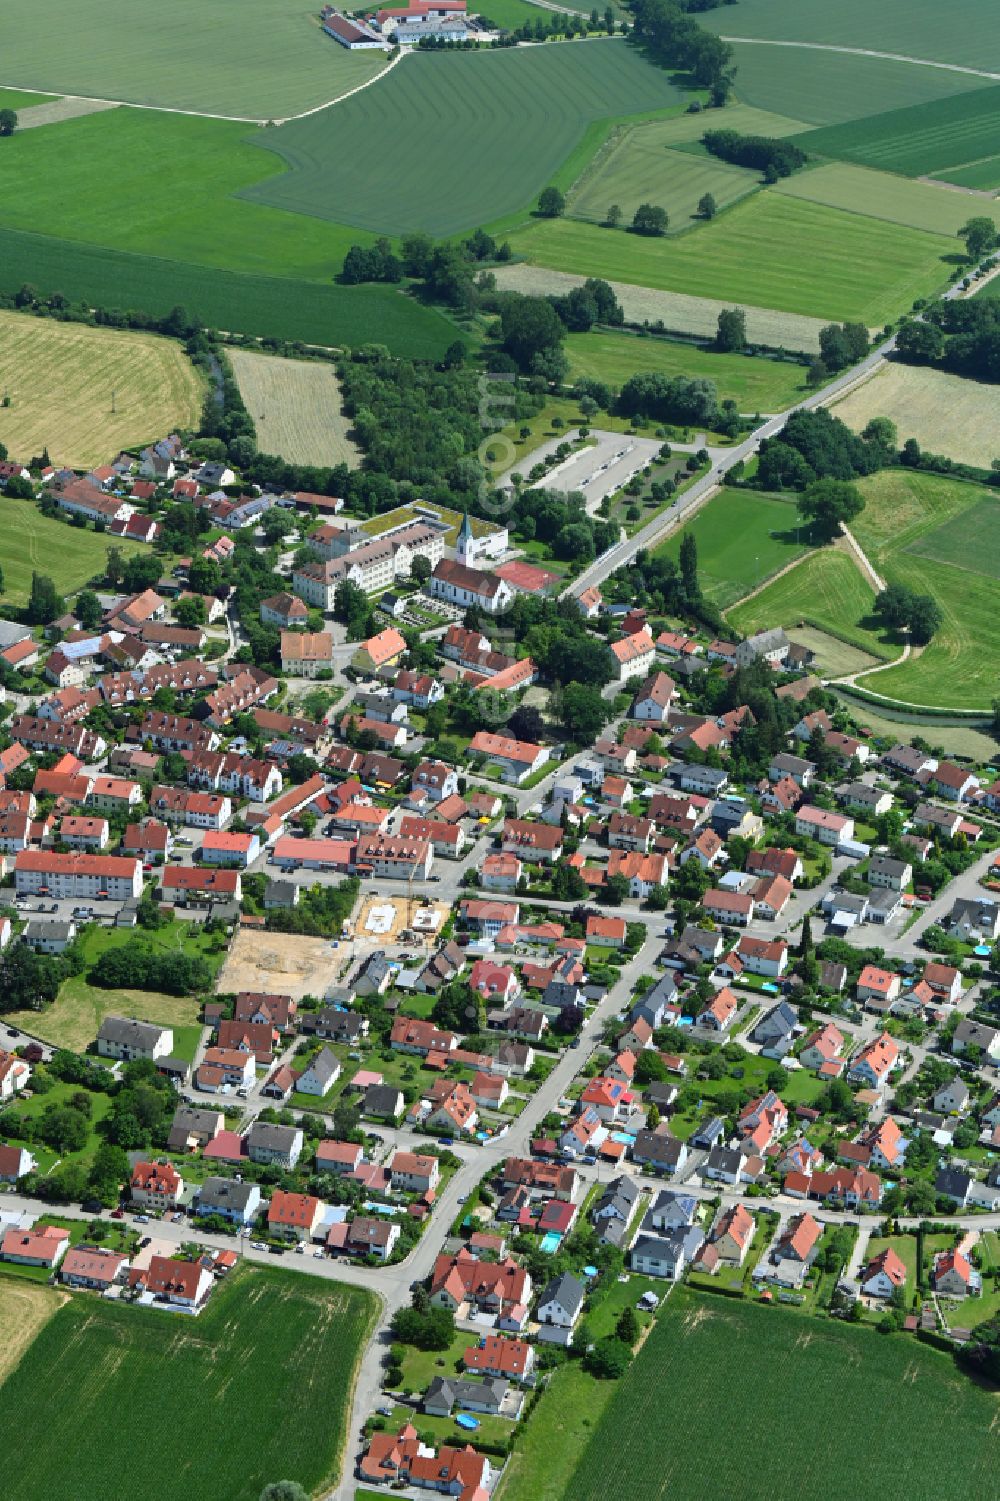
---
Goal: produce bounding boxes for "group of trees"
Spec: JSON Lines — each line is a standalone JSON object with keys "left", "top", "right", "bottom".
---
{"left": 617, "top": 370, "right": 734, "bottom": 434}
{"left": 755, "top": 406, "right": 887, "bottom": 492}
{"left": 898, "top": 288, "right": 1000, "bottom": 382}
{"left": 702, "top": 128, "right": 806, "bottom": 179}
{"left": 0, "top": 108, "right": 17, "bottom": 137}
{"left": 817, "top": 321, "right": 870, "bottom": 373}
{"left": 88, "top": 942, "right": 213, "bottom": 997}
{"left": 874, "top": 580, "right": 943, "bottom": 645}
{"left": 629, "top": 0, "right": 735, "bottom": 100}
{"left": 507, "top": 485, "right": 618, "bottom": 566}
{"left": 340, "top": 237, "right": 402, "bottom": 285}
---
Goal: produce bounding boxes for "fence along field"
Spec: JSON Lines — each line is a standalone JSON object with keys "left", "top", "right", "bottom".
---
{"left": 0, "top": 311, "right": 203, "bottom": 469}
{"left": 3, "top": 0, "right": 387, "bottom": 118}
{"left": 563, "top": 1290, "right": 1000, "bottom": 1501}
{"left": 240, "top": 42, "right": 685, "bottom": 238}
{"left": 228, "top": 349, "right": 361, "bottom": 467}
{"left": 0, "top": 1265, "right": 377, "bottom": 1501}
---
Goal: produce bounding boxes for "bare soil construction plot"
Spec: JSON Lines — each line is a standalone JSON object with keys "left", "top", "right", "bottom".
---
{"left": 832, "top": 361, "right": 1000, "bottom": 468}
{"left": 353, "top": 894, "right": 450, "bottom": 948}
{"left": 215, "top": 930, "right": 344, "bottom": 999}
{"left": 228, "top": 349, "right": 360, "bottom": 467}
{"left": 491, "top": 264, "right": 829, "bottom": 352}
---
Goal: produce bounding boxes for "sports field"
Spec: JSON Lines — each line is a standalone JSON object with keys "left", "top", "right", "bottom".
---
{"left": 655, "top": 490, "right": 810, "bottom": 606}
{"left": 0, "top": 1265, "right": 377, "bottom": 1501}
{"left": 509, "top": 194, "right": 956, "bottom": 324}
{"left": 243, "top": 43, "right": 684, "bottom": 237}
{"left": 564, "top": 332, "right": 807, "bottom": 410}
{"left": 229, "top": 349, "right": 360, "bottom": 467}
{"left": 727, "top": 546, "right": 896, "bottom": 660}
{"left": 538, "top": 1290, "right": 1000, "bottom": 1501}
{"left": 729, "top": 42, "right": 989, "bottom": 126}
{"left": 0, "top": 311, "right": 203, "bottom": 469}
{"left": 792, "top": 86, "right": 1000, "bottom": 180}
{"left": 703, "top": 0, "right": 1000, "bottom": 73}
{"left": 833, "top": 362, "right": 1000, "bottom": 469}
{"left": 773, "top": 164, "right": 977, "bottom": 238}
{"left": 493, "top": 264, "right": 830, "bottom": 351}
{"left": 2, "top": 0, "right": 387, "bottom": 118}
{"left": 0, "top": 499, "right": 146, "bottom": 605}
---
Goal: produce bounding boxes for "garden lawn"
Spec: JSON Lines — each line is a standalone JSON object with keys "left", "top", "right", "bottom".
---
{"left": 864, "top": 1233, "right": 919, "bottom": 1293}
{"left": 654, "top": 489, "right": 810, "bottom": 608}
{"left": 564, "top": 331, "right": 807, "bottom": 410}
{"left": 0, "top": 498, "right": 147, "bottom": 606}
{"left": 726, "top": 546, "right": 901, "bottom": 661}
{"left": 243, "top": 42, "right": 685, "bottom": 237}
{"left": 542, "top": 1287, "right": 1000, "bottom": 1501}
{"left": 0, "top": 1080, "right": 113, "bottom": 1173}
{"left": 2, "top": 0, "right": 386, "bottom": 117}
{"left": 0, "top": 1264, "right": 377, "bottom": 1501}
{"left": 499, "top": 1360, "right": 617, "bottom": 1501}
{"left": 508, "top": 194, "right": 955, "bottom": 325}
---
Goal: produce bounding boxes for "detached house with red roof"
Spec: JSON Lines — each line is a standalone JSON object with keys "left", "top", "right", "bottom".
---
{"left": 464, "top": 1333, "right": 534, "bottom": 1383}
{"left": 697, "top": 986, "right": 738, "bottom": 1032}
{"left": 360, "top": 1425, "right": 492, "bottom": 1498}
{"left": 128, "top": 1254, "right": 213, "bottom": 1309}
{"left": 130, "top": 1159, "right": 184, "bottom": 1209}
{"left": 268, "top": 1190, "right": 324, "bottom": 1241}
{"left": 847, "top": 1032, "right": 899, "bottom": 1089}
{"left": 856, "top": 964, "right": 902, "bottom": 1009}
{"left": 860, "top": 1246, "right": 907, "bottom": 1300}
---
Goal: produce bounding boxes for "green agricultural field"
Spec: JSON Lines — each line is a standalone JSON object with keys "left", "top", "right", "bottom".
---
{"left": 242, "top": 42, "right": 685, "bottom": 237}
{"left": 0, "top": 228, "right": 460, "bottom": 358}
{"left": 3, "top": 0, "right": 387, "bottom": 118}
{"left": 907, "top": 498, "right": 1000, "bottom": 577}
{"left": 772, "top": 163, "right": 975, "bottom": 238}
{"left": 564, "top": 331, "right": 808, "bottom": 409}
{"left": 545, "top": 1290, "right": 1000, "bottom": 1501}
{"left": 0, "top": 498, "right": 146, "bottom": 605}
{"left": 508, "top": 194, "right": 955, "bottom": 324}
{"left": 729, "top": 41, "right": 989, "bottom": 127}
{"left": 0, "top": 88, "right": 49, "bottom": 111}
{"left": 932, "top": 155, "right": 1000, "bottom": 190}
{"left": 702, "top": 0, "right": 1000, "bottom": 73}
{"left": 726, "top": 546, "right": 898, "bottom": 660}
{"left": 792, "top": 86, "right": 1000, "bottom": 179}
{"left": 656, "top": 490, "right": 810, "bottom": 607}
{"left": 0, "top": 1265, "right": 376, "bottom": 1501}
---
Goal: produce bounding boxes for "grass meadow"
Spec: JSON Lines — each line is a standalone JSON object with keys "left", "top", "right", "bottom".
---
{"left": 772, "top": 164, "right": 977, "bottom": 239}
{"left": 564, "top": 330, "right": 808, "bottom": 409}
{"left": 570, "top": 141, "right": 758, "bottom": 232}
{"left": 833, "top": 362, "right": 1000, "bottom": 469}
{"left": 0, "top": 498, "right": 146, "bottom": 605}
{"left": 0, "top": 310, "right": 203, "bottom": 469}
{"left": 243, "top": 42, "right": 685, "bottom": 237}
{"left": 726, "top": 545, "right": 898, "bottom": 660}
{"left": 229, "top": 349, "right": 361, "bottom": 467}
{"left": 654, "top": 490, "right": 810, "bottom": 607}
{"left": 508, "top": 194, "right": 956, "bottom": 324}
{"left": 556, "top": 1290, "right": 1000, "bottom": 1501}
{"left": 3, "top": 0, "right": 386, "bottom": 117}
{"left": 0, "top": 1265, "right": 377, "bottom": 1501}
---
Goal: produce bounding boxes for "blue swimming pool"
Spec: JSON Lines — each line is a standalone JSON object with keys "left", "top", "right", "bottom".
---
{"left": 540, "top": 1231, "right": 563, "bottom": 1254}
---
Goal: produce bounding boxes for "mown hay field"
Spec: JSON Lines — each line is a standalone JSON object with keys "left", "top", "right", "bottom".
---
{"left": 229, "top": 349, "right": 360, "bottom": 467}
{"left": 507, "top": 194, "right": 955, "bottom": 325}
{"left": 0, "top": 1265, "right": 377, "bottom": 1501}
{"left": 0, "top": 310, "right": 203, "bottom": 469}
{"left": 773, "top": 163, "right": 977, "bottom": 238}
{"left": 726, "top": 546, "right": 897, "bottom": 660}
{"left": 833, "top": 362, "right": 1000, "bottom": 470}
{"left": 559, "top": 1290, "right": 1000, "bottom": 1501}
{"left": 0, "top": 1279, "right": 67, "bottom": 1385}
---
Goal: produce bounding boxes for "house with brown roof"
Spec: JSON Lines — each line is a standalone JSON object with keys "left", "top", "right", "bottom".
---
{"left": 60, "top": 1245, "right": 129, "bottom": 1290}
{"left": 130, "top": 1160, "right": 184, "bottom": 1209}
{"left": 128, "top": 1254, "right": 214, "bottom": 1308}
{"left": 860, "top": 1246, "right": 907, "bottom": 1300}
{"left": 268, "top": 1189, "right": 324, "bottom": 1241}
{"left": 1, "top": 1224, "right": 70, "bottom": 1268}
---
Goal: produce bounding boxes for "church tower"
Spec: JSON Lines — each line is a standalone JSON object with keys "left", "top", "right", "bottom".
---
{"left": 456, "top": 510, "right": 474, "bottom": 566}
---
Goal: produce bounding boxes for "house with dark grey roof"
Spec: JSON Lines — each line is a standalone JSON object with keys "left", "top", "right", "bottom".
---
{"left": 750, "top": 1002, "right": 798, "bottom": 1053}
{"left": 537, "top": 1272, "right": 585, "bottom": 1330}
{"left": 196, "top": 1176, "right": 262, "bottom": 1225}
{"left": 363, "top": 1083, "right": 405, "bottom": 1120}
{"left": 631, "top": 1127, "right": 686, "bottom": 1175}
{"left": 424, "top": 1376, "right": 511, "bottom": 1418}
{"left": 246, "top": 1122, "right": 303, "bottom": 1168}
{"left": 630, "top": 1224, "right": 703, "bottom": 1281}
{"left": 593, "top": 1175, "right": 640, "bottom": 1226}
{"left": 97, "top": 1014, "right": 173, "bottom": 1062}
